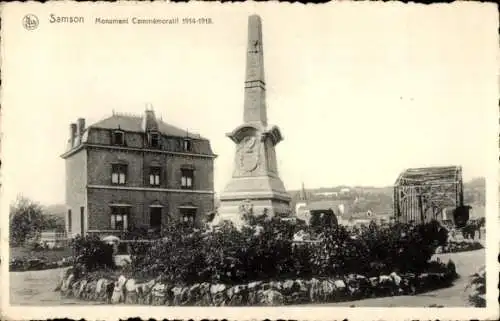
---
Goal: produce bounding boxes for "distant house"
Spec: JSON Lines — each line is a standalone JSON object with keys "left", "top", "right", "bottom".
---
{"left": 340, "top": 188, "right": 350, "bottom": 194}
{"left": 314, "top": 192, "right": 339, "bottom": 197}
{"left": 296, "top": 199, "right": 392, "bottom": 227}
{"left": 297, "top": 200, "right": 351, "bottom": 225}
{"left": 469, "top": 205, "right": 485, "bottom": 219}
{"left": 345, "top": 211, "right": 393, "bottom": 227}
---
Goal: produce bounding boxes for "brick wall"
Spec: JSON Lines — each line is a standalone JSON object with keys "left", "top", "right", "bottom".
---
{"left": 87, "top": 148, "right": 146, "bottom": 187}
{"left": 85, "top": 146, "right": 214, "bottom": 231}
{"left": 87, "top": 148, "right": 213, "bottom": 190}
{"left": 87, "top": 187, "right": 214, "bottom": 230}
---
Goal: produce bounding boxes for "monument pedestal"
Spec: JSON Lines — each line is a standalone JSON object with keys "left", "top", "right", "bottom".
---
{"left": 217, "top": 15, "right": 291, "bottom": 225}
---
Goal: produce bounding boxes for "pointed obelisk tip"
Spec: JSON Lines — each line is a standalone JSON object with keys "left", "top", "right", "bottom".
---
{"left": 248, "top": 14, "right": 262, "bottom": 32}
{"left": 248, "top": 14, "right": 262, "bottom": 22}
{"left": 247, "top": 14, "right": 262, "bottom": 46}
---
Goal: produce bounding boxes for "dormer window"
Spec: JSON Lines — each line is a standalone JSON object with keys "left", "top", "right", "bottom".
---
{"left": 183, "top": 139, "right": 192, "bottom": 152}
{"left": 113, "top": 130, "right": 124, "bottom": 146}
{"left": 149, "top": 132, "right": 160, "bottom": 148}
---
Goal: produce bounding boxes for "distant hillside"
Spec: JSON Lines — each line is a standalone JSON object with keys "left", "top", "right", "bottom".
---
{"left": 289, "top": 177, "right": 485, "bottom": 215}
{"left": 463, "top": 177, "right": 485, "bottom": 206}
{"left": 43, "top": 204, "right": 66, "bottom": 218}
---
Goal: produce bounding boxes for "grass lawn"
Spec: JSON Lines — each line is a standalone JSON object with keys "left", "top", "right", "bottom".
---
{"left": 10, "top": 246, "right": 74, "bottom": 262}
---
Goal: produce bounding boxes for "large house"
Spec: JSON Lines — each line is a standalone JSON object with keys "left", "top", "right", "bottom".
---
{"left": 61, "top": 109, "right": 216, "bottom": 238}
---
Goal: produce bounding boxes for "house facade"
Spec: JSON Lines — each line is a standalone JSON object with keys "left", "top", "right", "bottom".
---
{"left": 61, "top": 110, "right": 216, "bottom": 238}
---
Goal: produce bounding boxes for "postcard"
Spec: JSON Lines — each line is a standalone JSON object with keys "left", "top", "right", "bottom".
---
{"left": 1, "top": 1, "right": 499, "bottom": 320}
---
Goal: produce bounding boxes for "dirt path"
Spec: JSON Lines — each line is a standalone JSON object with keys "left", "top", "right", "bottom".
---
{"left": 9, "top": 267, "right": 102, "bottom": 306}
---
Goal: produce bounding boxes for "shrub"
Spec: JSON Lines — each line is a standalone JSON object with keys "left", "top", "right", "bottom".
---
{"left": 71, "top": 235, "right": 115, "bottom": 272}
{"left": 441, "top": 241, "right": 484, "bottom": 253}
{"left": 127, "top": 217, "right": 447, "bottom": 286}
{"left": 465, "top": 266, "right": 486, "bottom": 307}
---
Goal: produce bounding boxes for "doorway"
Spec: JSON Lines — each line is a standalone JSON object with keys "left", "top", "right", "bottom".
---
{"left": 150, "top": 207, "right": 162, "bottom": 230}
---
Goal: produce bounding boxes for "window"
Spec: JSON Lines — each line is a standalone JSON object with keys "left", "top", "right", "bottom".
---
{"left": 67, "top": 209, "right": 72, "bottom": 233}
{"left": 113, "top": 131, "right": 124, "bottom": 145}
{"left": 149, "top": 167, "right": 161, "bottom": 186}
{"left": 111, "top": 164, "right": 127, "bottom": 184}
{"left": 110, "top": 207, "right": 129, "bottom": 231}
{"left": 180, "top": 208, "right": 196, "bottom": 227}
{"left": 80, "top": 206, "right": 85, "bottom": 236}
{"left": 183, "top": 139, "right": 192, "bottom": 152}
{"left": 181, "top": 168, "right": 194, "bottom": 189}
{"left": 150, "top": 133, "right": 160, "bottom": 148}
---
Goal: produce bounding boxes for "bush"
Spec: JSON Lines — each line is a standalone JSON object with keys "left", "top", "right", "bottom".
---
{"left": 127, "top": 217, "right": 448, "bottom": 286}
{"left": 441, "top": 241, "right": 484, "bottom": 253}
{"left": 465, "top": 266, "right": 486, "bottom": 307}
{"left": 71, "top": 235, "right": 115, "bottom": 272}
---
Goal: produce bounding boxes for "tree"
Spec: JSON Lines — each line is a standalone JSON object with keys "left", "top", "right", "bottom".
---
{"left": 42, "top": 214, "right": 65, "bottom": 232}
{"left": 9, "top": 195, "right": 45, "bottom": 246}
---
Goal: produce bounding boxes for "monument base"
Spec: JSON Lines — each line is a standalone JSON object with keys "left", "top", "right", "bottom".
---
{"left": 214, "top": 197, "right": 291, "bottom": 228}
{"left": 216, "top": 175, "right": 291, "bottom": 228}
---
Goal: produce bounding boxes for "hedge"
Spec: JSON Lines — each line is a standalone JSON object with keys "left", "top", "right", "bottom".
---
{"left": 125, "top": 218, "right": 449, "bottom": 286}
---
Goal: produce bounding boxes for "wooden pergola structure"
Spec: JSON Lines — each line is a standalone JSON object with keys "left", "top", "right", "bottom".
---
{"left": 393, "top": 166, "right": 464, "bottom": 224}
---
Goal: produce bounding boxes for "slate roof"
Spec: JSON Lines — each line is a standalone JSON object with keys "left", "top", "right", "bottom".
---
{"left": 90, "top": 114, "right": 207, "bottom": 140}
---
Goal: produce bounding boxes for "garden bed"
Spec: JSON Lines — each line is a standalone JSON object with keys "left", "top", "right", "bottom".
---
{"left": 436, "top": 241, "right": 484, "bottom": 254}
{"left": 9, "top": 256, "right": 75, "bottom": 272}
{"left": 9, "top": 246, "right": 76, "bottom": 272}
{"left": 57, "top": 260, "right": 458, "bottom": 306}
{"left": 57, "top": 218, "right": 457, "bottom": 305}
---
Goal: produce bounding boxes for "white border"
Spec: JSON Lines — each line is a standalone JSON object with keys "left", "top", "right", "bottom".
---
{"left": 1, "top": 1, "right": 499, "bottom": 320}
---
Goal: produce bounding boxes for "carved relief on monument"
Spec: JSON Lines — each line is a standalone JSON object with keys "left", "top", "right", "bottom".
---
{"left": 237, "top": 135, "right": 261, "bottom": 174}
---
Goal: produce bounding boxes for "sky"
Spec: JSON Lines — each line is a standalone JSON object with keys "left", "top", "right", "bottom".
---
{"left": 1, "top": 2, "right": 499, "bottom": 206}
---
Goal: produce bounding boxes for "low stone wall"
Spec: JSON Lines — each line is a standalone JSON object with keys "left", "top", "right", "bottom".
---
{"left": 57, "top": 264, "right": 458, "bottom": 306}
{"left": 9, "top": 256, "right": 75, "bottom": 272}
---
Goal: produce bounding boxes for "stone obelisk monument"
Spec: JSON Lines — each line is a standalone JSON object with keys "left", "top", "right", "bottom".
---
{"left": 217, "top": 15, "right": 291, "bottom": 224}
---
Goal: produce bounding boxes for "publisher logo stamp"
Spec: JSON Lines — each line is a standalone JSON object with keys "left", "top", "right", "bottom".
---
{"left": 23, "top": 14, "right": 39, "bottom": 30}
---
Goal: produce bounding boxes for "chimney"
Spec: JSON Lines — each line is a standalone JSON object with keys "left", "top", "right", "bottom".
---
{"left": 69, "top": 123, "right": 77, "bottom": 146}
{"left": 142, "top": 109, "right": 158, "bottom": 132}
{"left": 77, "top": 118, "right": 86, "bottom": 137}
